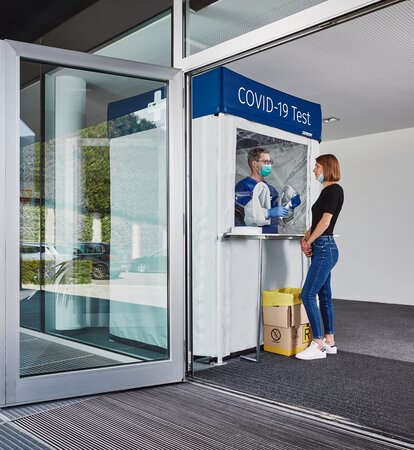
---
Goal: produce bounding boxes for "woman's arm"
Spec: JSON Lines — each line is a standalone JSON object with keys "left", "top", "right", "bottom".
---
{"left": 306, "top": 212, "right": 333, "bottom": 245}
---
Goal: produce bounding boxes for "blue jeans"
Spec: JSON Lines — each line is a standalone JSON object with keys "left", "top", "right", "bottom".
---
{"left": 301, "top": 236, "right": 339, "bottom": 339}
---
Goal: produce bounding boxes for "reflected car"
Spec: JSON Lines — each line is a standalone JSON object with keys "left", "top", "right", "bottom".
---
{"left": 20, "top": 243, "right": 60, "bottom": 261}
{"left": 73, "top": 242, "right": 128, "bottom": 280}
{"left": 129, "top": 250, "right": 167, "bottom": 273}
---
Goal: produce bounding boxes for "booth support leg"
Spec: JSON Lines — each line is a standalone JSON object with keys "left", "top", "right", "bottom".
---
{"left": 241, "top": 237, "right": 263, "bottom": 363}
{"left": 215, "top": 239, "right": 226, "bottom": 366}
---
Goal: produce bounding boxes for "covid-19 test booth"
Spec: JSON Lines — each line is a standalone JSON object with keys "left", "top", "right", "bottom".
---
{"left": 191, "top": 68, "right": 322, "bottom": 363}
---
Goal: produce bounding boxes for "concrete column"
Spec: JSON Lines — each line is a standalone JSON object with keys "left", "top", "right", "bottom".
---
{"left": 53, "top": 75, "right": 86, "bottom": 331}
{"left": 132, "top": 223, "right": 141, "bottom": 258}
{"left": 54, "top": 75, "right": 86, "bottom": 252}
{"left": 44, "top": 207, "right": 55, "bottom": 243}
{"left": 92, "top": 212, "right": 102, "bottom": 242}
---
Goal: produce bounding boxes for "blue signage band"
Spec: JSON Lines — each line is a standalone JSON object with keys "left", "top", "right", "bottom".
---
{"left": 192, "top": 67, "right": 322, "bottom": 142}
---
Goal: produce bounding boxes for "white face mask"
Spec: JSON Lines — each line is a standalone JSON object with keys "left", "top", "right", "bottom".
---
{"left": 318, "top": 174, "right": 324, "bottom": 184}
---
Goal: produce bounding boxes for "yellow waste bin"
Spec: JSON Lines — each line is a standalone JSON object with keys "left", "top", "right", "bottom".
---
{"left": 262, "top": 287, "right": 302, "bottom": 307}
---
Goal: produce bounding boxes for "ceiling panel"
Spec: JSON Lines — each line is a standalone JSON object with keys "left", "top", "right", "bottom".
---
{"left": 227, "top": 1, "right": 414, "bottom": 141}
{"left": 0, "top": 0, "right": 98, "bottom": 42}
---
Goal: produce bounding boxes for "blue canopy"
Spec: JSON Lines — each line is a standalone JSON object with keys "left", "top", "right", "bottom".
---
{"left": 193, "top": 67, "right": 322, "bottom": 142}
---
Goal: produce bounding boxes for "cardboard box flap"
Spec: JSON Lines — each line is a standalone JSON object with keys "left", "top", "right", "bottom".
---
{"left": 263, "top": 306, "right": 290, "bottom": 327}
{"left": 292, "top": 304, "right": 309, "bottom": 326}
{"left": 263, "top": 304, "right": 308, "bottom": 327}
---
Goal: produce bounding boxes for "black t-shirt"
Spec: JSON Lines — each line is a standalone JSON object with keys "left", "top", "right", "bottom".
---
{"left": 311, "top": 184, "right": 344, "bottom": 235}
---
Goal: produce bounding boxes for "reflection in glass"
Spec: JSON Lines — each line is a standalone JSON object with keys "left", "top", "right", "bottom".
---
{"left": 185, "top": 0, "right": 327, "bottom": 56}
{"left": 20, "top": 62, "right": 169, "bottom": 376}
{"left": 95, "top": 9, "right": 172, "bottom": 66}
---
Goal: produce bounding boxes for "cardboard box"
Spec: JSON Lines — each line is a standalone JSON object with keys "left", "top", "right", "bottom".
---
{"left": 262, "top": 288, "right": 302, "bottom": 306}
{"left": 263, "top": 304, "right": 308, "bottom": 327}
{"left": 262, "top": 289, "right": 311, "bottom": 356}
{"left": 264, "top": 324, "right": 312, "bottom": 356}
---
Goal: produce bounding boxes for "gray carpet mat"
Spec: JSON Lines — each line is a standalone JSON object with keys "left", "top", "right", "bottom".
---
{"left": 194, "top": 351, "right": 414, "bottom": 443}
{"left": 334, "top": 299, "right": 414, "bottom": 362}
{"left": 12, "top": 383, "right": 405, "bottom": 450}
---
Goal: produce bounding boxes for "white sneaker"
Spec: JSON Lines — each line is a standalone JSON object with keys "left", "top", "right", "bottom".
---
{"left": 295, "top": 341, "right": 326, "bottom": 360}
{"left": 323, "top": 339, "right": 337, "bottom": 355}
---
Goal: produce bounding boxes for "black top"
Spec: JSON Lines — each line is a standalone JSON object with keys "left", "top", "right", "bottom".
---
{"left": 311, "top": 184, "right": 344, "bottom": 235}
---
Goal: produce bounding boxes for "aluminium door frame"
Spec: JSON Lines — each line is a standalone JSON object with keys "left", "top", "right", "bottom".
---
{"left": 0, "top": 41, "right": 7, "bottom": 406}
{"left": 0, "top": 39, "right": 185, "bottom": 406}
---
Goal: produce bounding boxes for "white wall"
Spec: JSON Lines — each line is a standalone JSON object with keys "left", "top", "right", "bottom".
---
{"left": 321, "top": 127, "right": 414, "bottom": 305}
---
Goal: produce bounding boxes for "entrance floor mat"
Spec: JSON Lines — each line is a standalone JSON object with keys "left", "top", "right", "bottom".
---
{"left": 194, "top": 350, "right": 414, "bottom": 442}
{"left": 20, "top": 333, "right": 120, "bottom": 376}
{"left": 0, "top": 423, "right": 52, "bottom": 449}
{"left": 13, "top": 383, "right": 406, "bottom": 450}
{"left": 0, "top": 397, "right": 94, "bottom": 421}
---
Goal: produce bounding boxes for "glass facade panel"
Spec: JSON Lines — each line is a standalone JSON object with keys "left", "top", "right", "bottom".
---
{"left": 95, "top": 10, "right": 172, "bottom": 67}
{"left": 185, "top": 0, "right": 327, "bottom": 56}
{"left": 20, "top": 61, "right": 169, "bottom": 376}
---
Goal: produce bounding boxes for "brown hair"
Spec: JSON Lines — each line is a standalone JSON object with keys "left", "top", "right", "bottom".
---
{"left": 247, "top": 148, "right": 270, "bottom": 170}
{"left": 316, "top": 154, "right": 341, "bottom": 182}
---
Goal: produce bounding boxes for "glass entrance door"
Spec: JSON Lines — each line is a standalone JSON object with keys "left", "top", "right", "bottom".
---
{"left": 1, "top": 40, "right": 184, "bottom": 405}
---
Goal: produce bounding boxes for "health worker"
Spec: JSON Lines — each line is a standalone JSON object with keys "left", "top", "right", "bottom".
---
{"left": 235, "top": 147, "right": 301, "bottom": 233}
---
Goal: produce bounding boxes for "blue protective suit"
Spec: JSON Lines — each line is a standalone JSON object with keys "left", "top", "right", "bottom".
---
{"left": 235, "top": 176, "right": 279, "bottom": 233}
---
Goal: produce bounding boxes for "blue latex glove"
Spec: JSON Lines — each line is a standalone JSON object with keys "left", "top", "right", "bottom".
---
{"left": 268, "top": 206, "right": 289, "bottom": 218}
{"left": 290, "top": 194, "right": 301, "bottom": 209}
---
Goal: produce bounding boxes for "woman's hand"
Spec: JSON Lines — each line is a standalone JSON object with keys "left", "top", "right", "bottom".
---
{"left": 301, "top": 239, "right": 312, "bottom": 257}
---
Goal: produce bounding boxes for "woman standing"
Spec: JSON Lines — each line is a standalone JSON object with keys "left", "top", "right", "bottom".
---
{"left": 296, "top": 154, "right": 344, "bottom": 360}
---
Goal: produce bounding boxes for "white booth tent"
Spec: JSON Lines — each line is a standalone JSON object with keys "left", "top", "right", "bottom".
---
{"left": 192, "top": 68, "right": 322, "bottom": 362}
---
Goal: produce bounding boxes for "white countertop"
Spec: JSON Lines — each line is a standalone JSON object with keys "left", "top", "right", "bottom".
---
{"left": 220, "top": 232, "right": 304, "bottom": 240}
